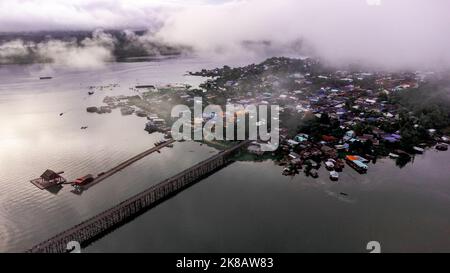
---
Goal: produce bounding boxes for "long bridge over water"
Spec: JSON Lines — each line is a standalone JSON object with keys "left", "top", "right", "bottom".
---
{"left": 83, "top": 139, "right": 176, "bottom": 190}
{"left": 27, "top": 140, "right": 250, "bottom": 253}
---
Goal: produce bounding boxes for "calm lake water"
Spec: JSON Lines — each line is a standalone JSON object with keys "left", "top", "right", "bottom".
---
{"left": 1, "top": 57, "right": 449, "bottom": 253}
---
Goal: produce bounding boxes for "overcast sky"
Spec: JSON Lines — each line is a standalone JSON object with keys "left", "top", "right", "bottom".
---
{"left": 1, "top": 0, "right": 450, "bottom": 69}
{"left": 0, "top": 0, "right": 229, "bottom": 32}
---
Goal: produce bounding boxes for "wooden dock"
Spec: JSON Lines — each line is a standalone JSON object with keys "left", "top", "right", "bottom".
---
{"left": 30, "top": 170, "right": 66, "bottom": 190}
{"left": 82, "top": 139, "right": 176, "bottom": 190}
{"left": 30, "top": 178, "right": 66, "bottom": 190}
{"left": 27, "top": 140, "right": 250, "bottom": 253}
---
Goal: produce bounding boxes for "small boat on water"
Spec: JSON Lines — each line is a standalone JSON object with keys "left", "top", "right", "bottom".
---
{"left": 330, "top": 171, "right": 339, "bottom": 181}
{"left": 325, "top": 161, "right": 335, "bottom": 170}
{"left": 345, "top": 155, "right": 368, "bottom": 173}
{"left": 40, "top": 76, "right": 52, "bottom": 80}
{"left": 72, "top": 174, "right": 94, "bottom": 186}
{"left": 282, "top": 167, "right": 292, "bottom": 176}
{"left": 389, "top": 153, "right": 400, "bottom": 159}
{"left": 436, "top": 143, "right": 448, "bottom": 151}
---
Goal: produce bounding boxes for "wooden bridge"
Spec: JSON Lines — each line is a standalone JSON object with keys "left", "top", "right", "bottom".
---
{"left": 83, "top": 139, "right": 176, "bottom": 190}
{"left": 27, "top": 140, "right": 250, "bottom": 253}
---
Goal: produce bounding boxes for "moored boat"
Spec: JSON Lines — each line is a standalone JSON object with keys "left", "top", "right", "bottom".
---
{"left": 325, "top": 161, "right": 335, "bottom": 170}
{"left": 72, "top": 174, "right": 94, "bottom": 186}
{"left": 389, "top": 153, "right": 400, "bottom": 159}
{"left": 282, "top": 167, "right": 292, "bottom": 176}
{"left": 345, "top": 155, "right": 368, "bottom": 173}
{"left": 436, "top": 143, "right": 448, "bottom": 151}
{"left": 330, "top": 171, "right": 339, "bottom": 181}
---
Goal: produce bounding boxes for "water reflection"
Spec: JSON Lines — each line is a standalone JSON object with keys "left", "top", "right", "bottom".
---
{"left": 0, "top": 58, "right": 227, "bottom": 252}
{"left": 1, "top": 57, "right": 449, "bottom": 253}
{"left": 86, "top": 150, "right": 450, "bottom": 253}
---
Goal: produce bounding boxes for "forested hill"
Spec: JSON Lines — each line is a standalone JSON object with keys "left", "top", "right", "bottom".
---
{"left": 393, "top": 75, "right": 450, "bottom": 132}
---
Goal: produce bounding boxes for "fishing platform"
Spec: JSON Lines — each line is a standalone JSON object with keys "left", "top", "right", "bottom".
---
{"left": 30, "top": 170, "right": 66, "bottom": 190}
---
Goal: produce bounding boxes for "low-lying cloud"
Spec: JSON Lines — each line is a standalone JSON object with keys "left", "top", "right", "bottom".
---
{"left": 155, "top": 0, "right": 450, "bottom": 70}
{"left": 0, "top": 30, "right": 115, "bottom": 68}
{"left": 0, "top": 0, "right": 174, "bottom": 32}
{"left": 1, "top": 0, "right": 450, "bottom": 70}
